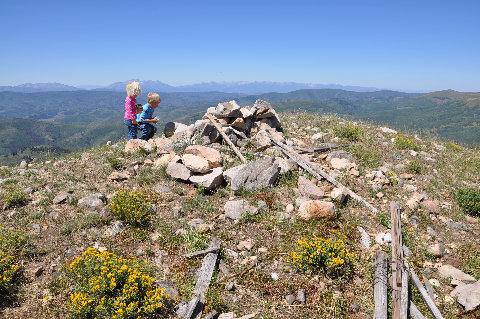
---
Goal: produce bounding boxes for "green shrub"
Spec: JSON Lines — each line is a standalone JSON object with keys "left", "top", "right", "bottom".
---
{"left": 333, "top": 125, "right": 360, "bottom": 142}
{"left": 456, "top": 187, "right": 480, "bottom": 217}
{"left": 406, "top": 161, "right": 421, "bottom": 174}
{"left": 64, "top": 248, "right": 173, "bottom": 318}
{"left": 2, "top": 190, "right": 29, "bottom": 208}
{"left": 351, "top": 145, "right": 381, "bottom": 168}
{"left": 289, "top": 232, "right": 355, "bottom": 276}
{"left": 106, "top": 157, "right": 123, "bottom": 170}
{"left": 444, "top": 142, "right": 462, "bottom": 151}
{"left": 395, "top": 135, "right": 420, "bottom": 151}
{"left": 109, "top": 190, "right": 153, "bottom": 226}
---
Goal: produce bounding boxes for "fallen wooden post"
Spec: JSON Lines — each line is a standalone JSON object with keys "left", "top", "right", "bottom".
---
{"left": 374, "top": 250, "right": 388, "bottom": 319}
{"left": 290, "top": 144, "right": 340, "bottom": 153}
{"left": 405, "top": 260, "right": 444, "bottom": 319}
{"left": 267, "top": 133, "right": 380, "bottom": 214}
{"left": 182, "top": 237, "right": 222, "bottom": 319}
{"left": 182, "top": 246, "right": 220, "bottom": 259}
{"left": 423, "top": 277, "right": 435, "bottom": 302}
{"left": 409, "top": 301, "right": 426, "bottom": 319}
{"left": 206, "top": 114, "right": 247, "bottom": 163}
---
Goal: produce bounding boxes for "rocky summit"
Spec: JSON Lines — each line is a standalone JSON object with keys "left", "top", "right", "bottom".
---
{"left": 0, "top": 102, "right": 479, "bottom": 318}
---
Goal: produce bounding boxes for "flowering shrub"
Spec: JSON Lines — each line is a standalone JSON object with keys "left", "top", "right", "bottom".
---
{"left": 0, "top": 226, "right": 24, "bottom": 294}
{"left": 64, "top": 248, "right": 172, "bottom": 319}
{"left": 289, "top": 232, "right": 355, "bottom": 276}
{"left": 0, "top": 252, "right": 18, "bottom": 293}
{"left": 395, "top": 135, "right": 420, "bottom": 151}
{"left": 333, "top": 125, "right": 360, "bottom": 142}
{"left": 456, "top": 187, "right": 480, "bottom": 217}
{"left": 387, "top": 172, "right": 399, "bottom": 185}
{"left": 109, "top": 190, "right": 153, "bottom": 226}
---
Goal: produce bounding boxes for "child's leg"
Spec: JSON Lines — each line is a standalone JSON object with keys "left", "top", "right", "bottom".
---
{"left": 147, "top": 124, "right": 156, "bottom": 140}
{"left": 139, "top": 124, "right": 150, "bottom": 140}
{"left": 124, "top": 119, "right": 137, "bottom": 140}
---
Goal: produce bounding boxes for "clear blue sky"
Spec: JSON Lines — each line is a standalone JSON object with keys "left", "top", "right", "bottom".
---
{"left": 1, "top": 0, "right": 479, "bottom": 91}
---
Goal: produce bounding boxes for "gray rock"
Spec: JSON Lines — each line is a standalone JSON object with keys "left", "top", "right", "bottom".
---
{"left": 298, "top": 175, "right": 324, "bottom": 199}
{"left": 450, "top": 280, "right": 480, "bottom": 311}
{"left": 254, "top": 130, "right": 272, "bottom": 150}
{"left": 224, "top": 200, "right": 257, "bottom": 220}
{"left": 182, "top": 154, "right": 211, "bottom": 173}
{"left": 53, "top": 192, "right": 73, "bottom": 204}
{"left": 172, "top": 206, "right": 183, "bottom": 218}
{"left": 285, "top": 204, "right": 294, "bottom": 214}
{"left": 225, "top": 282, "right": 235, "bottom": 291}
{"left": 105, "top": 221, "right": 125, "bottom": 236}
{"left": 326, "top": 150, "right": 354, "bottom": 162}
{"left": 189, "top": 167, "right": 223, "bottom": 189}
{"left": 446, "top": 221, "right": 470, "bottom": 231}
{"left": 231, "top": 157, "right": 280, "bottom": 191}
{"left": 154, "top": 185, "right": 172, "bottom": 195}
{"left": 409, "top": 216, "right": 421, "bottom": 228}
{"left": 439, "top": 265, "right": 476, "bottom": 283}
{"left": 19, "top": 160, "right": 28, "bottom": 168}
{"left": 166, "top": 162, "right": 191, "bottom": 180}
{"left": 296, "top": 289, "right": 306, "bottom": 304}
{"left": 286, "top": 294, "right": 295, "bottom": 305}
{"left": 427, "top": 226, "right": 436, "bottom": 236}
{"left": 357, "top": 226, "right": 371, "bottom": 248}
{"left": 257, "top": 200, "right": 268, "bottom": 212}
{"left": 223, "top": 164, "right": 247, "bottom": 184}
{"left": 108, "top": 171, "right": 129, "bottom": 181}
{"left": 78, "top": 193, "right": 106, "bottom": 211}
{"left": 271, "top": 273, "right": 279, "bottom": 281}
{"left": 427, "top": 243, "right": 445, "bottom": 258}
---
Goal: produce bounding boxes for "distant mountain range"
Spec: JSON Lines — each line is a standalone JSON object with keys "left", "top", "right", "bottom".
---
{"left": 0, "top": 80, "right": 392, "bottom": 94}
{"left": 0, "top": 82, "right": 80, "bottom": 93}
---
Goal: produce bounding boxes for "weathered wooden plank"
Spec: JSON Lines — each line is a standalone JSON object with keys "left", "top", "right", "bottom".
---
{"left": 391, "top": 201, "right": 407, "bottom": 319}
{"left": 409, "top": 300, "right": 426, "bottom": 319}
{"left": 182, "top": 237, "right": 222, "bottom": 319}
{"left": 206, "top": 114, "right": 247, "bottom": 163}
{"left": 182, "top": 247, "right": 220, "bottom": 259}
{"left": 374, "top": 250, "right": 389, "bottom": 319}
{"left": 423, "top": 277, "right": 435, "bottom": 301}
{"left": 406, "top": 260, "right": 444, "bottom": 319}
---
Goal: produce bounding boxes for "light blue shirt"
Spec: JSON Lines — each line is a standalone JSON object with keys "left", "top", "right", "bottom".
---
{"left": 137, "top": 104, "right": 154, "bottom": 123}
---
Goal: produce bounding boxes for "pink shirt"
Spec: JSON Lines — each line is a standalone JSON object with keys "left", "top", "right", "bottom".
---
{"left": 124, "top": 96, "right": 137, "bottom": 120}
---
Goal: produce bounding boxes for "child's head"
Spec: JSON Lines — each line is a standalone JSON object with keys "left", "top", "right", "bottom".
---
{"left": 126, "top": 81, "right": 142, "bottom": 98}
{"left": 136, "top": 104, "right": 143, "bottom": 114}
{"left": 147, "top": 93, "right": 161, "bottom": 108}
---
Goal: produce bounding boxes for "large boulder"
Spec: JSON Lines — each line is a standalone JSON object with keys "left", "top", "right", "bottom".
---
{"left": 297, "top": 200, "right": 336, "bottom": 220}
{"left": 166, "top": 162, "right": 191, "bottom": 181}
{"left": 125, "top": 139, "right": 153, "bottom": 153}
{"left": 189, "top": 167, "right": 223, "bottom": 189}
{"left": 231, "top": 157, "right": 280, "bottom": 191}
{"left": 182, "top": 154, "right": 210, "bottom": 173}
{"left": 224, "top": 200, "right": 257, "bottom": 220}
{"left": 184, "top": 145, "right": 222, "bottom": 168}
{"left": 438, "top": 265, "right": 476, "bottom": 283}
{"left": 254, "top": 130, "right": 272, "bottom": 151}
{"left": 450, "top": 280, "right": 480, "bottom": 311}
{"left": 210, "top": 100, "right": 242, "bottom": 118}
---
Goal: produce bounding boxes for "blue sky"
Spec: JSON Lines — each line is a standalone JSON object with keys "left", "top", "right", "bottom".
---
{"left": 1, "top": 0, "right": 479, "bottom": 91}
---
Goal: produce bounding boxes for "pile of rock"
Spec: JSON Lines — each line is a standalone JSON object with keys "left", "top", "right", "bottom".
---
{"left": 165, "top": 145, "right": 224, "bottom": 190}
{"left": 162, "top": 99, "right": 283, "bottom": 149}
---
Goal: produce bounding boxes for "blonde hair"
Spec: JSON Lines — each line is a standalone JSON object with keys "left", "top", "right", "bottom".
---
{"left": 147, "top": 92, "right": 161, "bottom": 104}
{"left": 126, "top": 81, "right": 142, "bottom": 97}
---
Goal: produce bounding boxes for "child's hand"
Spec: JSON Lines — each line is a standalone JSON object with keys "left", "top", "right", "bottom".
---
{"left": 153, "top": 118, "right": 159, "bottom": 124}
{"left": 132, "top": 119, "right": 138, "bottom": 125}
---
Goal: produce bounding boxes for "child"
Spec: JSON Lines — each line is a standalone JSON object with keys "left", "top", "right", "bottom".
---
{"left": 137, "top": 92, "right": 161, "bottom": 140}
{"left": 124, "top": 81, "right": 142, "bottom": 140}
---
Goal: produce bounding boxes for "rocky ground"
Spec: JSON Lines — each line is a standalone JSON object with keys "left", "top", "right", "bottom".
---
{"left": 1, "top": 104, "right": 480, "bottom": 318}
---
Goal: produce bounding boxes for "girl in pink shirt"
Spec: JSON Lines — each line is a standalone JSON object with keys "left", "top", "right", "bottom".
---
{"left": 124, "top": 81, "right": 142, "bottom": 140}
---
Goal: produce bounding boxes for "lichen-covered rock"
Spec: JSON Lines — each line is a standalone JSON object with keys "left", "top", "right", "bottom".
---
{"left": 124, "top": 139, "right": 153, "bottom": 153}
{"left": 182, "top": 154, "right": 210, "bottom": 173}
{"left": 184, "top": 145, "right": 222, "bottom": 168}
{"left": 166, "top": 162, "right": 191, "bottom": 180}
{"left": 189, "top": 167, "right": 223, "bottom": 189}
{"left": 297, "top": 200, "right": 336, "bottom": 220}
{"left": 231, "top": 157, "right": 280, "bottom": 191}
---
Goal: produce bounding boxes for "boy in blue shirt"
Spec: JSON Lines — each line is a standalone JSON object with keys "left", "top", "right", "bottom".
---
{"left": 137, "top": 93, "right": 160, "bottom": 140}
